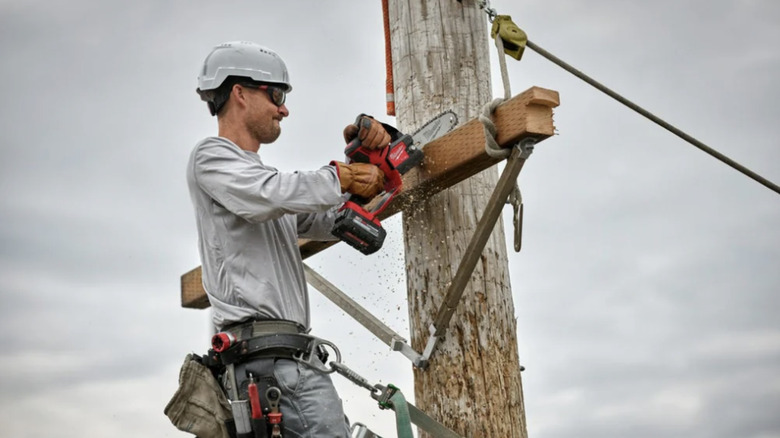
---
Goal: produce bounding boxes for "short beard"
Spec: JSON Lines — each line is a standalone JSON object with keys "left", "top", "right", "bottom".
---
{"left": 248, "top": 118, "right": 281, "bottom": 145}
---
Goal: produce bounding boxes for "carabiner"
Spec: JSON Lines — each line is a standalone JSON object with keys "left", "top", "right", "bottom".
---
{"left": 293, "top": 335, "right": 342, "bottom": 374}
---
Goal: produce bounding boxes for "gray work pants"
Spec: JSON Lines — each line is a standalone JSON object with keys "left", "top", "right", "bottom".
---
{"left": 235, "top": 358, "right": 351, "bottom": 438}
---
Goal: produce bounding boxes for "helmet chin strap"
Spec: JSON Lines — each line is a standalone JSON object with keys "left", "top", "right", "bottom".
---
{"left": 208, "top": 92, "right": 230, "bottom": 116}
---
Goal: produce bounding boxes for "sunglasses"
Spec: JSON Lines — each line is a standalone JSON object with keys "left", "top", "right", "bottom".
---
{"left": 241, "top": 83, "right": 287, "bottom": 107}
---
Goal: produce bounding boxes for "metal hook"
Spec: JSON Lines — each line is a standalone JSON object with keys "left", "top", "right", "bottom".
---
{"left": 507, "top": 183, "right": 523, "bottom": 252}
{"left": 293, "top": 335, "right": 342, "bottom": 374}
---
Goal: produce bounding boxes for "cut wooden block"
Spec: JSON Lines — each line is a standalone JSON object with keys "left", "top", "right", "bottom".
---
{"left": 181, "top": 86, "right": 559, "bottom": 308}
{"left": 181, "top": 266, "right": 208, "bottom": 309}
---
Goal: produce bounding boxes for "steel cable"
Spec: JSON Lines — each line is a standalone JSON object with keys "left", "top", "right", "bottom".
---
{"left": 524, "top": 40, "right": 779, "bottom": 195}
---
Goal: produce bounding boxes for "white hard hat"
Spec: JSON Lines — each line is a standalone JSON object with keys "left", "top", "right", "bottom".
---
{"left": 197, "top": 41, "right": 292, "bottom": 93}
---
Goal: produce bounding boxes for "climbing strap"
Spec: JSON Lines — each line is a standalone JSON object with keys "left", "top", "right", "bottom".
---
{"left": 375, "top": 384, "right": 413, "bottom": 438}
{"left": 330, "top": 361, "right": 464, "bottom": 438}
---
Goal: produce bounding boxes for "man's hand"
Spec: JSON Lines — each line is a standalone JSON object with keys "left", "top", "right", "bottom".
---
{"left": 331, "top": 161, "right": 385, "bottom": 199}
{"left": 343, "top": 115, "right": 391, "bottom": 149}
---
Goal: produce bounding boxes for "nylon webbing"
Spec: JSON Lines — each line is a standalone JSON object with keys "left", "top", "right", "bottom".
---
{"left": 388, "top": 389, "right": 414, "bottom": 438}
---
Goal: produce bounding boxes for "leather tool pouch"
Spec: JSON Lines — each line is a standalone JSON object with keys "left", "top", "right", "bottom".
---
{"left": 164, "top": 354, "right": 233, "bottom": 438}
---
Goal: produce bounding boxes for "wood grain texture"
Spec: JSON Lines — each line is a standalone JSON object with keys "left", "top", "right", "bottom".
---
{"left": 390, "top": 0, "right": 538, "bottom": 436}
{"left": 180, "top": 266, "right": 208, "bottom": 309}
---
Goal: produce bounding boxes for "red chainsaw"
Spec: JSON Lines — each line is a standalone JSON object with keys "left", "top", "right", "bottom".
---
{"left": 332, "top": 111, "right": 458, "bottom": 255}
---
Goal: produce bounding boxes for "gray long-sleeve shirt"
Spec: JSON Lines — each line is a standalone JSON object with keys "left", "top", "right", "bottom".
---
{"left": 187, "top": 136, "right": 345, "bottom": 330}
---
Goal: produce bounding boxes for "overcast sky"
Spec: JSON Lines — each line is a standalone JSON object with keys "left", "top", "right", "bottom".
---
{"left": 0, "top": 1, "right": 778, "bottom": 437}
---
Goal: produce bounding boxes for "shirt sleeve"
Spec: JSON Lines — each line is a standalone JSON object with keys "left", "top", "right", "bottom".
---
{"left": 296, "top": 207, "right": 341, "bottom": 241}
{"left": 192, "top": 139, "right": 344, "bottom": 223}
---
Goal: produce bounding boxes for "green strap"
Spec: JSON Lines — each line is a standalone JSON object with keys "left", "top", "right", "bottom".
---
{"left": 387, "top": 387, "right": 414, "bottom": 438}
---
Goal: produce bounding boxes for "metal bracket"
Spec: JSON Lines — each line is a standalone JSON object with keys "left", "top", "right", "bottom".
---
{"left": 351, "top": 422, "right": 381, "bottom": 438}
{"left": 422, "top": 140, "right": 535, "bottom": 365}
{"left": 417, "top": 324, "right": 440, "bottom": 370}
{"left": 518, "top": 137, "right": 535, "bottom": 158}
{"left": 390, "top": 335, "right": 427, "bottom": 368}
{"left": 304, "top": 264, "right": 428, "bottom": 368}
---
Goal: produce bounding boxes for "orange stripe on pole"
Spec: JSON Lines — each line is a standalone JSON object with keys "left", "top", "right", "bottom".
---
{"left": 382, "top": 0, "right": 395, "bottom": 116}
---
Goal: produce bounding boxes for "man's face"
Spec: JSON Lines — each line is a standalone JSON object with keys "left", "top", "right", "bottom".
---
{"left": 243, "top": 85, "right": 289, "bottom": 145}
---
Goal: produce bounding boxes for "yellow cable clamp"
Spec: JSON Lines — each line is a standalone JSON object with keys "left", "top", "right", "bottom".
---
{"left": 490, "top": 15, "right": 527, "bottom": 60}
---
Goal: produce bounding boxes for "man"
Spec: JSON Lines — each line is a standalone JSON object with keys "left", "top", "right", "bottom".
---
{"left": 187, "top": 41, "right": 391, "bottom": 437}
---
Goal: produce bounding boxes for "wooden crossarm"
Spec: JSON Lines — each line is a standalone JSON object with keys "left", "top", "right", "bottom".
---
{"left": 180, "top": 86, "right": 559, "bottom": 308}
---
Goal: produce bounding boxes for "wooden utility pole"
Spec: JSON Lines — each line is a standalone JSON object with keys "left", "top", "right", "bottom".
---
{"left": 389, "top": 1, "right": 528, "bottom": 436}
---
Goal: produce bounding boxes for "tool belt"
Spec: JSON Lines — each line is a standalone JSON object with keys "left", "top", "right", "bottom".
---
{"left": 202, "top": 319, "right": 330, "bottom": 369}
{"left": 214, "top": 320, "right": 338, "bottom": 438}
{"left": 168, "top": 319, "right": 340, "bottom": 438}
